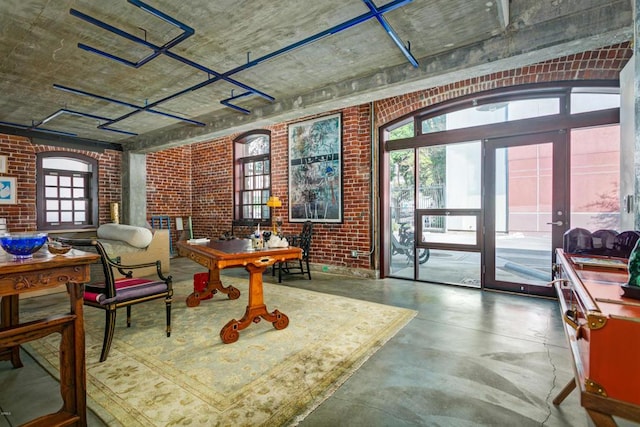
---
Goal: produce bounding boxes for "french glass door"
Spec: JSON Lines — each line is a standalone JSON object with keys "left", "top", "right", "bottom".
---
{"left": 483, "top": 131, "right": 568, "bottom": 296}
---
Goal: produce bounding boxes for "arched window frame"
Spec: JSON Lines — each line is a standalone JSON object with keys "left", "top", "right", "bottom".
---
{"left": 232, "top": 130, "right": 272, "bottom": 227}
{"left": 36, "top": 152, "right": 99, "bottom": 230}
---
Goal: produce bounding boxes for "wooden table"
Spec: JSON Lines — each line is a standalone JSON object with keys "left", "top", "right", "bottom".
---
{"left": 554, "top": 249, "right": 640, "bottom": 426}
{"left": 177, "top": 239, "right": 302, "bottom": 343}
{"left": 0, "top": 247, "right": 99, "bottom": 427}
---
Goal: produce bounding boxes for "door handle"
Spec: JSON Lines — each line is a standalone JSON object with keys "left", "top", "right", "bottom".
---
{"left": 546, "top": 220, "right": 564, "bottom": 226}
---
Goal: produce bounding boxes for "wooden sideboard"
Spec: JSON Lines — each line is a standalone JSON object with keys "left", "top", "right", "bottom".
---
{"left": 0, "top": 248, "right": 99, "bottom": 427}
{"left": 553, "top": 249, "right": 640, "bottom": 426}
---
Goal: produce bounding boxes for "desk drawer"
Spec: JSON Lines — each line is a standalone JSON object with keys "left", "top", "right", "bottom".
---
{"left": 0, "top": 265, "right": 90, "bottom": 296}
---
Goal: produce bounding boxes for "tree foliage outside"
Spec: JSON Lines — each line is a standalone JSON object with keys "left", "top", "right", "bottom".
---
{"left": 388, "top": 116, "right": 447, "bottom": 224}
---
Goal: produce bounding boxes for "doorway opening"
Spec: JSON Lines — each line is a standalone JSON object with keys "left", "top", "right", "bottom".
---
{"left": 381, "top": 84, "right": 621, "bottom": 296}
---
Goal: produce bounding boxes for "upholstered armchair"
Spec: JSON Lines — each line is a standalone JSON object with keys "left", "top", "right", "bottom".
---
{"left": 58, "top": 238, "right": 173, "bottom": 362}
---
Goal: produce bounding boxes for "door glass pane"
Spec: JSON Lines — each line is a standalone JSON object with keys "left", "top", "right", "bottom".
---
{"left": 569, "top": 125, "right": 620, "bottom": 231}
{"left": 495, "top": 144, "right": 553, "bottom": 285}
{"left": 418, "top": 141, "right": 481, "bottom": 210}
{"left": 416, "top": 141, "right": 482, "bottom": 286}
{"left": 420, "top": 250, "right": 481, "bottom": 287}
{"left": 389, "top": 149, "right": 415, "bottom": 279}
{"left": 419, "top": 215, "right": 477, "bottom": 245}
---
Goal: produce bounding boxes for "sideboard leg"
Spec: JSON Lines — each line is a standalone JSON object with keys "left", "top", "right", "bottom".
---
{"left": 553, "top": 378, "right": 576, "bottom": 405}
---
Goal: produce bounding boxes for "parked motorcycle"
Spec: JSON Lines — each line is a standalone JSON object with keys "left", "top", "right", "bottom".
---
{"left": 391, "top": 222, "right": 430, "bottom": 264}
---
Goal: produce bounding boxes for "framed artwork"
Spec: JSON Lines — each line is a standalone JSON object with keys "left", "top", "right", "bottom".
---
{"left": 0, "top": 155, "right": 7, "bottom": 174}
{"left": 0, "top": 177, "right": 16, "bottom": 204}
{"left": 288, "top": 113, "right": 342, "bottom": 223}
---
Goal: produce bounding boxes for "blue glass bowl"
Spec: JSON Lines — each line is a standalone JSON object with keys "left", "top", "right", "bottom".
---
{"left": 0, "top": 232, "right": 48, "bottom": 259}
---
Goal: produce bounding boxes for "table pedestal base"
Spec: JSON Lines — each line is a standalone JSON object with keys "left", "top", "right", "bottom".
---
{"left": 220, "top": 305, "right": 289, "bottom": 343}
{"left": 219, "top": 263, "right": 289, "bottom": 343}
{"left": 186, "top": 269, "right": 240, "bottom": 307}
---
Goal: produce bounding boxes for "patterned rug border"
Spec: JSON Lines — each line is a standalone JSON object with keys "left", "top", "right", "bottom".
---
{"left": 23, "top": 276, "right": 417, "bottom": 426}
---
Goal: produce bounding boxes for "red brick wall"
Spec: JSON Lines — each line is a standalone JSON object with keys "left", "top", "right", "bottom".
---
{"left": 0, "top": 134, "right": 36, "bottom": 231}
{"left": 0, "top": 134, "right": 121, "bottom": 232}
{"left": 374, "top": 43, "right": 631, "bottom": 125}
{"left": 147, "top": 146, "right": 193, "bottom": 247}
{"left": 179, "top": 105, "right": 374, "bottom": 270}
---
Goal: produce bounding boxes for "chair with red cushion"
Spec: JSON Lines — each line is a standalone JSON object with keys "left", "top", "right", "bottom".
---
{"left": 58, "top": 238, "right": 173, "bottom": 362}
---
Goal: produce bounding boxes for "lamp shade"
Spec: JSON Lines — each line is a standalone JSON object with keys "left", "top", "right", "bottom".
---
{"left": 266, "top": 196, "right": 282, "bottom": 208}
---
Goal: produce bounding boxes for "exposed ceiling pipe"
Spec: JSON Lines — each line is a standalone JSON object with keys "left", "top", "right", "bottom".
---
{"left": 36, "top": 108, "right": 138, "bottom": 136}
{"left": 69, "top": 0, "right": 417, "bottom": 125}
{"left": 221, "top": 92, "right": 253, "bottom": 115}
{"left": 23, "top": 0, "right": 417, "bottom": 141}
{"left": 361, "top": 0, "right": 418, "bottom": 67}
{"left": 0, "top": 124, "right": 122, "bottom": 151}
{"left": 226, "top": 0, "right": 416, "bottom": 73}
{"left": 52, "top": 84, "right": 206, "bottom": 128}
{"left": 496, "top": 0, "right": 510, "bottom": 29}
{"left": 70, "top": 2, "right": 274, "bottom": 101}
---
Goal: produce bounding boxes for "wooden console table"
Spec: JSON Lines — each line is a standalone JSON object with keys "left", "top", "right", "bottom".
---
{"left": 554, "top": 249, "right": 640, "bottom": 426}
{"left": 0, "top": 248, "right": 99, "bottom": 427}
{"left": 177, "top": 239, "right": 302, "bottom": 343}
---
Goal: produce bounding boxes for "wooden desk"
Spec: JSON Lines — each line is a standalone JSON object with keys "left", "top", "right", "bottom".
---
{"left": 554, "top": 249, "right": 640, "bottom": 426}
{"left": 177, "top": 240, "right": 302, "bottom": 343}
{"left": 0, "top": 248, "right": 99, "bottom": 427}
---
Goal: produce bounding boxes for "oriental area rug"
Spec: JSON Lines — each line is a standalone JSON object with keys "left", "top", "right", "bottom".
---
{"left": 21, "top": 276, "right": 416, "bottom": 426}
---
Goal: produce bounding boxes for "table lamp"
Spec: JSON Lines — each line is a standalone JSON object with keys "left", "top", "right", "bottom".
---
{"left": 266, "top": 195, "right": 282, "bottom": 234}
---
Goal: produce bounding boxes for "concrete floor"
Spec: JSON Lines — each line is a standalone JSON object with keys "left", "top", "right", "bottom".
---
{"left": 1, "top": 256, "right": 638, "bottom": 427}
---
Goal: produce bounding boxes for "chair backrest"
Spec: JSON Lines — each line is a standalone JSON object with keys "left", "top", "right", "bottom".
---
{"left": 57, "top": 238, "right": 135, "bottom": 299}
{"left": 298, "top": 221, "right": 313, "bottom": 259}
{"left": 591, "top": 229, "right": 618, "bottom": 255}
{"left": 612, "top": 230, "right": 640, "bottom": 258}
{"left": 563, "top": 228, "right": 593, "bottom": 254}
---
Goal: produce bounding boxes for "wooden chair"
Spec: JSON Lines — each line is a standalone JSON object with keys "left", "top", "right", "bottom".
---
{"left": 58, "top": 238, "right": 173, "bottom": 362}
{"left": 274, "top": 221, "right": 313, "bottom": 282}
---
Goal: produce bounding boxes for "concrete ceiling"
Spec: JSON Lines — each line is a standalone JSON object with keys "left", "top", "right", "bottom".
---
{"left": 0, "top": 0, "right": 633, "bottom": 153}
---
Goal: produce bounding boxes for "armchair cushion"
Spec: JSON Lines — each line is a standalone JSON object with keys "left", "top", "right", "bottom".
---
{"left": 85, "top": 278, "right": 169, "bottom": 305}
{"left": 97, "top": 223, "right": 153, "bottom": 249}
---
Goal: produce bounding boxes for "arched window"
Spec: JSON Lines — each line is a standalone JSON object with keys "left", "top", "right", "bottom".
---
{"left": 233, "top": 130, "right": 271, "bottom": 226}
{"left": 36, "top": 152, "right": 98, "bottom": 230}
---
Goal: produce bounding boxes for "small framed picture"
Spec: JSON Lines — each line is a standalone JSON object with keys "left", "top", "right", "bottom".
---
{"left": 0, "top": 177, "right": 17, "bottom": 204}
{"left": 0, "top": 155, "right": 7, "bottom": 174}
